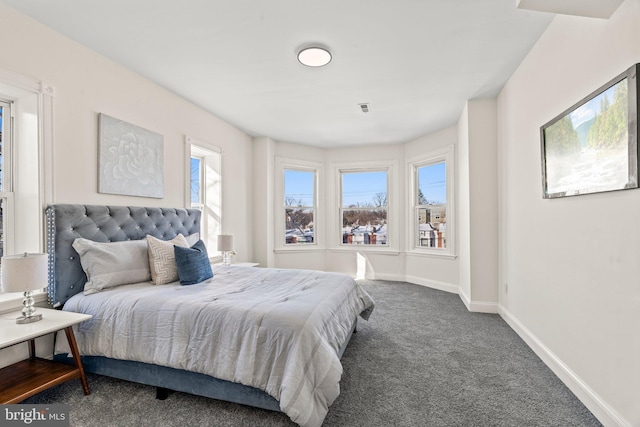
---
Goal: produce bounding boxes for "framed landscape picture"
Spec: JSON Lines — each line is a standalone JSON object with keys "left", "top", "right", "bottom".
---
{"left": 540, "top": 64, "right": 639, "bottom": 198}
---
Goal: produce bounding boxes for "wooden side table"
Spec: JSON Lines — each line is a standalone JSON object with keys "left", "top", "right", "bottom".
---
{"left": 0, "top": 307, "right": 92, "bottom": 403}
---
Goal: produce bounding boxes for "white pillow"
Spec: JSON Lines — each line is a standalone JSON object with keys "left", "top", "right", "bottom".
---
{"left": 72, "top": 238, "right": 151, "bottom": 295}
{"left": 185, "top": 232, "right": 200, "bottom": 247}
{"left": 147, "top": 234, "right": 189, "bottom": 285}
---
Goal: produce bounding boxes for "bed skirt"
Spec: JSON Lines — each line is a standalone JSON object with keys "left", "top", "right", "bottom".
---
{"left": 55, "top": 317, "right": 357, "bottom": 411}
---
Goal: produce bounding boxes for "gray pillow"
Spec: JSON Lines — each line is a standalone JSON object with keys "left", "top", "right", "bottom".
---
{"left": 72, "top": 238, "right": 151, "bottom": 295}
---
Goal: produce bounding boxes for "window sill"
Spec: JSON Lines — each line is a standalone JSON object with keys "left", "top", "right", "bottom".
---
{"left": 0, "top": 291, "right": 48, "bottom": 314}
{"left": 406, "top": 250, "right": 457, "bottom": 260}
{"left": 328, "top": 247, "right": 401, "bottom": 256}
{"left": 274, "top": 247, "right": 326, "bottom": 254}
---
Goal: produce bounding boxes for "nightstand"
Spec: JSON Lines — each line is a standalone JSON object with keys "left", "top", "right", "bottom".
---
{"left": 0, "top": 307, "right": 92, "bottom": 403}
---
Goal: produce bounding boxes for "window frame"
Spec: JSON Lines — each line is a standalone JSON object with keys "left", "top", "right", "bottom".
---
{"left": 184, "top": 136, "right": 222, "bottom": 261}
{"left": 330, "top": 159, "right": 399, "bottom": 253}
{"left": 0, "top": 67, "right": 54, "bottom": 304}
{"left": 0, "top": 99, "right": 15, "bottom": 257}
{"left": 275, "top": 157, "right": 323, "bottom": 252}
{"left": 407, "top": 145, "right": 456, "bottom": 258}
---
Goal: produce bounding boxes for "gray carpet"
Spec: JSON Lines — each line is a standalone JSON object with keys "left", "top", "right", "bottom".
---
{"left": 25, "top": 280, "right": 601, "bottom": 426}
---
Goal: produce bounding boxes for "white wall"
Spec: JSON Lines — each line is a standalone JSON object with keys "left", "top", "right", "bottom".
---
{"left": 0, "top": 3, "right": 254, "bottom": 260}
{"left": 498, "top": 1, "right": 640, "bottom": 425}
{"left": 0, "top": 4, "right": 254, "bottom": 364}
{"left": 405, "top": 126, "right": 460, "bottom": 292}
{"left": 458, "top": 99, "right": 499, "bottom": 312}
{"left": 458, "top": 104, "right": 472, "bottom": 300}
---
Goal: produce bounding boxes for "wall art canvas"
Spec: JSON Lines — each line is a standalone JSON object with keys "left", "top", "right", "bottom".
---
{"left": 540, "top": 64, "right": 638, "bottom": 198}
{"left": 98, "top": 113, "right": 164, "bottom": 198}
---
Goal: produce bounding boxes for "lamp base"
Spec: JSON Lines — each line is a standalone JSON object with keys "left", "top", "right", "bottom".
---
{"left": 16, "top": 313, "right": 43, "bottom": 324}
{"left": 222, "top": 251, "right": 232, "bottom": 266}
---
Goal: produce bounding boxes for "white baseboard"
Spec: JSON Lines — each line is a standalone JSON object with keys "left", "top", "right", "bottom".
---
{"left": 498, "top": 304, "right": 630, "bottom": 427}
{"left": 457, "top": 287, "right": 499, "bottom": 313}
{"left": 367, "top": 272, "right": 406, "bottom": 283}
{"left": 405, "top": 274, "right": 458, "bottom": 294}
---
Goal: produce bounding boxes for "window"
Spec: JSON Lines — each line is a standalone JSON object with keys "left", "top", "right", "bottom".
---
{"left": 275, "top": 157, "right": 322, "bottom": 251}
{"left": 340, "top": 170, "right": 388, "bottom": 246}
{"left": 416, "top": 162, "right": 446, "bottom": 248}
{"left": 190, "top": 157, "right": 203, "bottom": 209}
{"left": 284, "top": 169, "right": 315, "bottom": 245}
{"left": 0, "top": 99, "right": 12, "bottom": 260}
{"left": 0, "top": 70, "right": 52, "bottom": 305}
{"left": 408, "top": 145, "right": 455, "bottom": 256}
{"left": 186, "top": 137, "right": 221, "bottom": 258}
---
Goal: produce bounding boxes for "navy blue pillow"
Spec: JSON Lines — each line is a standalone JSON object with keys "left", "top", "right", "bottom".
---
{"left": 173, "top": 240, "right": 213, "bottom": 286}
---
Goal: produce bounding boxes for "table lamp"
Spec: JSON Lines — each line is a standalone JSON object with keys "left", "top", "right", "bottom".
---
{"left": 217, "top": 234, "right": 234, "bottom": 266}
{"left": 1, "top": 252, "right": 48, "bottom": 324}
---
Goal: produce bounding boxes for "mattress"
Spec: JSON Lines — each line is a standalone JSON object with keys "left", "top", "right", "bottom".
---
{"left": 56, "top": 265, "right": 374, "bottom": 427}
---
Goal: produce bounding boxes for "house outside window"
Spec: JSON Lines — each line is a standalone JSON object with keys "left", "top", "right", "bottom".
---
{"left": 408, "top": 145, "right": 455, "bottom": 257}
{"left": 284, "top": 169, "right": 315, "bottom": 245}
{"left": 340, "top": 169, "right": 388, "bottom": 246}
{"left": 416, "top": 162, "right": 447, "bottom": 248}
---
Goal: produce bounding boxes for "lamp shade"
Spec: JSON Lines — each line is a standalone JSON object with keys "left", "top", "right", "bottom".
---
{"left": 217, "top": 235, "right": 234, "bottom": 252}
{"left": 1, "top": 253, "right": 48, "bottom": 293}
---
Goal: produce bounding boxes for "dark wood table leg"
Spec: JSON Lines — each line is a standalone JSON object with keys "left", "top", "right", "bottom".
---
{"left": 28, "top": 339, "right": 36, "bottom": 358}
{"left": 64, "top": 326, "right": 90, "bottom": 395}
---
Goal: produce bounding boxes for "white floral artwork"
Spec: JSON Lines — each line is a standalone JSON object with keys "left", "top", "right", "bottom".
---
{"left": 98, "top": 114, "right": 164, "bottom": 198}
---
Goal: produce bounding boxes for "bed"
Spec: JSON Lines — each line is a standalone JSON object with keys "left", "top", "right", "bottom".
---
{"left": 47, "top": 204, "right": 374, "bottom": 427}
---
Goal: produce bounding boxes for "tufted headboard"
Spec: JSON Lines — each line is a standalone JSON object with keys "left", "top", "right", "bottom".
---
{"left": 46, "top": 204, "right": 201, "bottom": 308}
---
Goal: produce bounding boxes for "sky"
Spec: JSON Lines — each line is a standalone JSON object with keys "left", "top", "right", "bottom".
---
{"left": 284, "top": 169, "right": 390, "bottom": 207}
{"left": 195, "top": 163, "right": 447, "bottom": 207}
{"left": 569, "top": 79, "right": 622, "bottom": 129}
{"left": 419, "top": 162, "right": 446, "bottom": 204}
{"left": 283, "top": 165, "right": 447, "bottom": 207}
{"left": 191, "top": 158, "right": 200, "bottom": 204}
{"left": 284, "top": 170, "right": 315, "bottom": 206}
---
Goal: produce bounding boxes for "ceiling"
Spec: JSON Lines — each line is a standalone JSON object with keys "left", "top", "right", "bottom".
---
{"left": 2, "top": 1, "right": 555, "bottom": 148}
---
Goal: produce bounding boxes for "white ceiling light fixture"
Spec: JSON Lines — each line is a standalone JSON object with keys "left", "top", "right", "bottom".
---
{"left": 297, "top": 46, "right": 332, "bottom": 67}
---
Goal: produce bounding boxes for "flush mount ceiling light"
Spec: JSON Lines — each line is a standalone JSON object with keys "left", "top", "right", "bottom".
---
{"left": 297, "top": 46, "right": 332, "bottom": 67}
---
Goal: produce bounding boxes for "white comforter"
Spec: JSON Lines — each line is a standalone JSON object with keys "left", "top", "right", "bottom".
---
{"left": 57, "top": 266, "right": 374, "bottom": 427}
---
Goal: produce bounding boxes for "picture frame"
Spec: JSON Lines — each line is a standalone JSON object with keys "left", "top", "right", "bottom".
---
{"left": 98, "top": 113, "right": 164, "bottom": 198}
{"left": 540, "top": 63, "right": 639, "bottom": 198}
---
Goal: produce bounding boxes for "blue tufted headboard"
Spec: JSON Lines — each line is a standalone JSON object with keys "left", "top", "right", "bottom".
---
{"left": 46, "top": 204, "right": 201, "bottom": 308}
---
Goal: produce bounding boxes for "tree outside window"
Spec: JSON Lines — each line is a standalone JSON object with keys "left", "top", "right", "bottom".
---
{"left": 284, "top": 169, "right": 315, "bottom": 245}
{"left": 340, "top": 170, "right": 388, "bottom": 245}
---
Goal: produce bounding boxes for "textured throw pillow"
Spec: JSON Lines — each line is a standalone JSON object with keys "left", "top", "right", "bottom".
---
{"left": 72, "top": 238, "right": 151, "bottom": 295}
{"left": 147, "top": 234, "right": 189, "bottom": 285}
{"left": 174, "top": 240, "right": 213, "bottom": 286}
